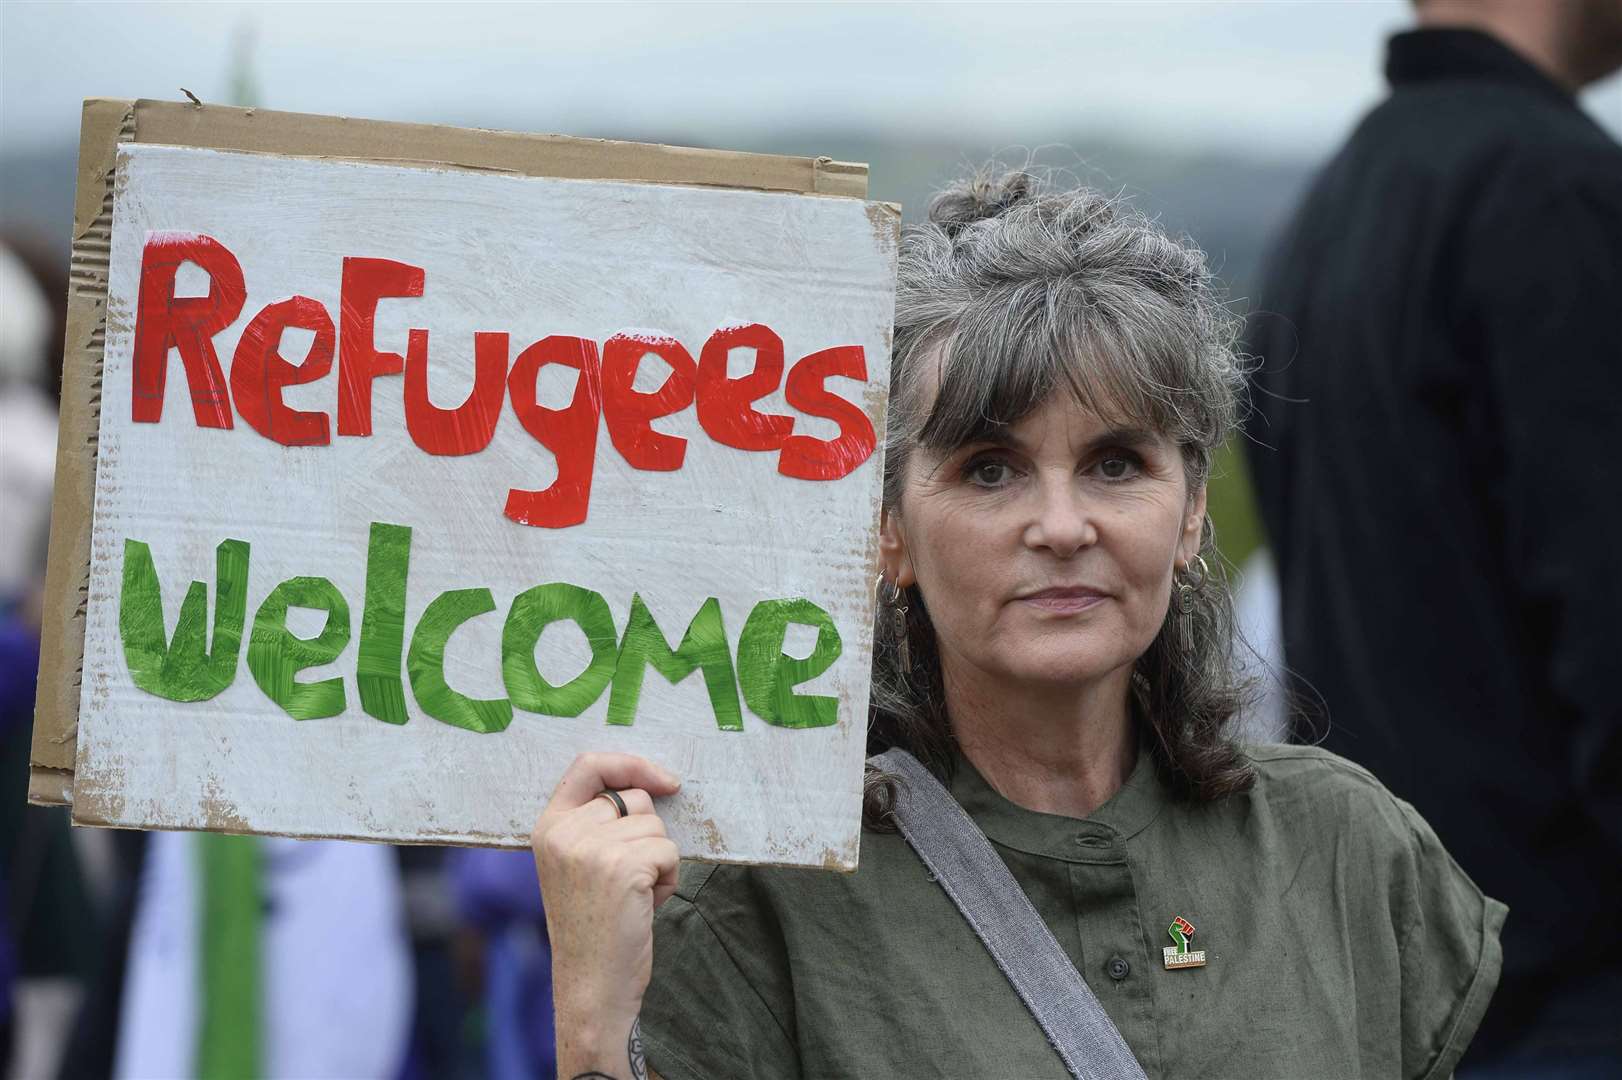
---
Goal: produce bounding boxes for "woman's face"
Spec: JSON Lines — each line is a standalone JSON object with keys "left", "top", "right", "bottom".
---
{"left": 882, "top": 381, "right": 1206, "bottom": 696}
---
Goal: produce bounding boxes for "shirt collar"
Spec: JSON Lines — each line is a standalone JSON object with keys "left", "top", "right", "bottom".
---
{"left": 1386, "top": 28, "right": 1574, "bottom": 105}
{"left": 947, "top": 732, "right": 1167, "bottom": 865}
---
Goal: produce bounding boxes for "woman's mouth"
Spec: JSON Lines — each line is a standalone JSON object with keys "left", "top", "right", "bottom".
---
{"left": 1016, "top": 587, "right": 1108, "bottom": 614}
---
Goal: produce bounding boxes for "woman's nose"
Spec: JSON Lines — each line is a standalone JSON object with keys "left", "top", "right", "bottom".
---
{"left": 1022, "top": 475, "right": 1097, "bottom": 557}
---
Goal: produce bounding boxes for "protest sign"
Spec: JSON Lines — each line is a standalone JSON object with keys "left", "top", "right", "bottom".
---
{"left": 33, "top": 100, "right": 895, "bottom": 869}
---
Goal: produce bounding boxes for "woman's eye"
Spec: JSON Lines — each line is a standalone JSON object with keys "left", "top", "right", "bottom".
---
{"left": 1096, "top": 452, "right": 1141, "bottom": 481}
{"left": 965, "top": 458, "right": 1015, "bottom": 487}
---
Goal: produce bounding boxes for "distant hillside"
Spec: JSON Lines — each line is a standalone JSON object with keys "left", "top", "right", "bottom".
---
{"left": 1, "top": 143, "right": 79, "bottom": 249}
{"left": 454, "top": 124, "right": 1319, "bottom": 302}
{"left": 1, "top": 127, "right": 1315, "bottom": 302}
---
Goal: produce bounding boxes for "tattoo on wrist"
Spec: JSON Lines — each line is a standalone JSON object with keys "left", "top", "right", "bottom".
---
{"left": 629, "top": 1016, "right": 648, "bottom": 1080}
{"left": 565, "top": 1017, "right": 647, "bottom": 1080}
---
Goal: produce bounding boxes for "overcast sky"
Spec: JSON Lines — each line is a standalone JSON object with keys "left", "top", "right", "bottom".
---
{"left": 3, "top": 1, "right": 1619, "bottom": 160}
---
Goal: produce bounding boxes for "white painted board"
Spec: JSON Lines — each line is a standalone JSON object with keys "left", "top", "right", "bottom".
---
{"left": 72, "top": 143, "right": 896, "bottom": 868}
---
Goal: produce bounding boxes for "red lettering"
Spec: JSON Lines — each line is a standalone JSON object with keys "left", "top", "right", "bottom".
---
{"left": 601, "top": 333, "right": 696, "bottom": 471}
{"left": 506, "top": 335, "right": 602, "bottom": 528}
{"left": 131, "top": 233, "right": 247, "bottom": 428}
{"left": 695, "top": 323, "right": 794, "bottom": 451}
{"left": 132, "top": 230, "right": 869, "bottom": 517}
{"left": 404, "top": 331, "right": 508, "bottom": 456}
{"left": 229, "top": 296, "right": 335, "bottom": 447}
{"left": 338, "top": 257, "right": 424, "bottom": 436}
{"left": 778, "top": 346, "right": 877, "bottom": 481}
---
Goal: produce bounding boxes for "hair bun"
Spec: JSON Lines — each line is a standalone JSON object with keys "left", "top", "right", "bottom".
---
{"left": 927, "top": 169, "right": 1038, "bottom": 237}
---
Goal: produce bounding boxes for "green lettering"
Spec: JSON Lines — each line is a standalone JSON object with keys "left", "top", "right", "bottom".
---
{"left": 247, "top": 576, "right": 351, "bottom": 720}
{"left": 501, "top": 583, "right": 617, "bottom": 717}
{"left": 408, "top": 588, "right": 513, "bottom": 734}
{"left": 607, "top": 594, "right": 742, "bottom": 729}
{"left": 119, "top": 537, "right": 249, "bottom": 702}
{"left": 735, "top": 597, "right": 842, "bottom": 729}
{"left": 356, "top": 522, "right": 412, "bottom": 724}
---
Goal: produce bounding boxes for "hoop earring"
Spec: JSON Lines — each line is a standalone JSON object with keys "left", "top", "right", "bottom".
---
{"left": 877, "top": 574, "right": 911, "bottom": 672}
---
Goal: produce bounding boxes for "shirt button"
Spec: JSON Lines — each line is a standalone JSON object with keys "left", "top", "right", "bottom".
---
{"left": 1107, "top": 956, "right": 1130, "bottom": 981}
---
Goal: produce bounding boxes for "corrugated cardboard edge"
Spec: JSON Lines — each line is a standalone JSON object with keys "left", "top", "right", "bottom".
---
{"left": 130, "top": 98, "right": 869, "bottom": 196}
{"left": 28, "top": 766, "right": 74, "bottom": 806}
{"left": 29, "top": 98, "right": 130, "bottom": 805}
{"left": 29, "top": 97, "right": 872, "bottom": 808}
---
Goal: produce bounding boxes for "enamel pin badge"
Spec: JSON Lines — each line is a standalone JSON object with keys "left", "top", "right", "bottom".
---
{"left": 1163, "top": 916, "right": 1207, "bottom": 970}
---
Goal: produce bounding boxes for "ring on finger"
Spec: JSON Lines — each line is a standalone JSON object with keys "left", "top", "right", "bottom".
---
{"left": 595, "top": 789, "right": 629, "bottom": 818}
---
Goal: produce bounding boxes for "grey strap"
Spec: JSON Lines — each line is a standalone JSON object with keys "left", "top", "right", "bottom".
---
{"left": 870, "top": 748, "right": 1148, "bottom": 1080}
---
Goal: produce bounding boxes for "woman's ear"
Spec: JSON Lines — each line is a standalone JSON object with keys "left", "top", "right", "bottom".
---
{"left": 879, "top": 507, "right": 917, "bottom": 588}
{"left": 1178, "top": 484, "right": 1209, "bottom": 566}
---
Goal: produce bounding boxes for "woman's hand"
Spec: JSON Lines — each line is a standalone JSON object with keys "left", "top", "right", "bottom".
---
{"left": 533, "top": 752, "right": 681, "bottom": 1079}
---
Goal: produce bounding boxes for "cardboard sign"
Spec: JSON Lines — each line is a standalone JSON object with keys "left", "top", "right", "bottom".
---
{"left": 41, "top": 104, "right": 896, "bottom": 869}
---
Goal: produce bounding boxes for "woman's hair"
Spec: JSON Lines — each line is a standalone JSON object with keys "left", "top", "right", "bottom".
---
{"left": 865, "top": 168, "right": 1256, "bottom": 828}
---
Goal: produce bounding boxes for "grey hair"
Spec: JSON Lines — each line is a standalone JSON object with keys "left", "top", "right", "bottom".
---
{"left": 865, "top": 169, "right": 1255, "bottom": 825}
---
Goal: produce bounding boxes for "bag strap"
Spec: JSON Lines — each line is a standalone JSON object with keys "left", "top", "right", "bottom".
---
{"left": 870, "top": 748, "right": 1148, "bottom": 1080}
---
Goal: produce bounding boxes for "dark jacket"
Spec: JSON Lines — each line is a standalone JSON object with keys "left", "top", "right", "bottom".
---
{"left": 1246, "top": 28, "right": 1622, "bottom": 1060}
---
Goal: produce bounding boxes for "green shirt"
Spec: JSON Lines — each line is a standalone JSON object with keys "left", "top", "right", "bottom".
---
{"left": 641, "top": 744, "right": 1505, "bottom": 1079}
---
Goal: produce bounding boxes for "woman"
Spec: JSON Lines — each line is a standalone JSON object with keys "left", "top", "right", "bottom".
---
{"left": 531, "top": 171, "right": 1504, "bottom": 1079}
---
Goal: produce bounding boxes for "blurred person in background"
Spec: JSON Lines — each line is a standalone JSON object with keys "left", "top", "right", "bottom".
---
{"left": 1247, "top": 0, "right": 1622, "bottom": 1073}
{"left": 0, "top": 237, "right": 100, "bottom": 1080}
{"left": 114, "top": 832, "right": 415, "bottom": 1079}
{"left": 449, "top": 848, "right": 556, "bottom": 1080}
{"left": 396, "top": 845, "right": 482, "bottom": 1080}
{"left": 0, "top": 238, "right": 61, "bottom": 620}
